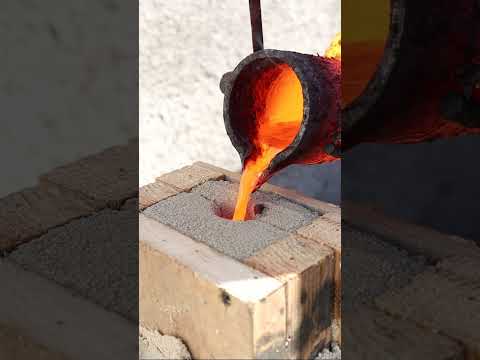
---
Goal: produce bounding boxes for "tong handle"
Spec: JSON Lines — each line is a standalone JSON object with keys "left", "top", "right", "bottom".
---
{"left": 249, "top": 0, "right": 264, "bottom": 52}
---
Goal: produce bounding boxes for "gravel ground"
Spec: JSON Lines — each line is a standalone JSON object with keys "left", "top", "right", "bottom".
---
{"left": 140, "top": 0, "right": 341, "bottom": 190}
{"left": 315, "top": 343, "right": 342, "bottom": 360}
{"left": 139, "top": 327, "right": 191, "bottom": 360}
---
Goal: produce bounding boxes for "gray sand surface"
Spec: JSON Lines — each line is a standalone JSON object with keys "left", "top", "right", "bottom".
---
{"left": 9, "top": 208, "right": 138, "bottom": 321}
{"left": 193, "top": 180, "right": 318, "bottom": 230}
{"left": 144, "top": 192, "right": 289, "bottom": 260}
{"left": 144, "top": 180, "right": 317, "bottom": 260}
{"left": 342, "top": 223, "right": 426, "bottom": 307}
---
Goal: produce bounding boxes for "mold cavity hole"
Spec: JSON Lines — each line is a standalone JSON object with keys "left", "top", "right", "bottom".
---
{"left": 213, "top": 201, "right": 265, "bottom": 221}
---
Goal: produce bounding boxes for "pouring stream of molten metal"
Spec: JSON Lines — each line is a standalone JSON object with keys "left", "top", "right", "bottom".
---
{"left": 232, "top": 64, "right": 303, "bottom": 220}
{"left": 233, "top": 36, "right": 341, "bottom": 221}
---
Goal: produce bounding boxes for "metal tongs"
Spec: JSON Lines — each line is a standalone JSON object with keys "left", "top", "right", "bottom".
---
{"left": 249, "top": 0, "right": 264, "bottom": 52}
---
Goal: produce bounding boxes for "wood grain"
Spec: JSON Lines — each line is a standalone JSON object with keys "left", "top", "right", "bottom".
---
{"left": 156, "top": 163, "right": 225, "bottom": 192}
{"left": 0, "top": 184, "right": 95, "bottom": 251}
{"left": 296, "top": 215, "right": 342, "bottom": 345}
{"left": 40, "top": 143, "right": 138, "bottom": 208}
{"left": 140, "top": 214, "right": 287, "bottom": 359}
{"left": 139, "top": 181, "right": 178, "bottom": 210}
{"left": 245, "top": 235, "right": 335, "bottom": 359}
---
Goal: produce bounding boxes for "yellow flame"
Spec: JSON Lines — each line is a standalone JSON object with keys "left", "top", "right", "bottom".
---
{"left": 325, "top": 33, "right": 341, "bottom": 59}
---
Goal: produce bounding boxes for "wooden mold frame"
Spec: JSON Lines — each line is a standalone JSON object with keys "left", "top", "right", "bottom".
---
{"left": 139, "top": 162, "right": 341, "bottom": 359}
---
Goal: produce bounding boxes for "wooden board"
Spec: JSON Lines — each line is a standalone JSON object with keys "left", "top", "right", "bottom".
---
{"left": 0, "top": 184, "right": 95, "bottom": 251}
{"left": 244, "top": 235, "right": 335, "bottom": 359}
{"left": 0, "top": 260, "right": 137, "bottom": 360}
{"left": 296, "top": 215, "right": 342, "bottom": 345}
{"left": 157, "top": 163, "right": 225, "bottom": 192}
{"left": 140, "top": 214, "right": 288, "bottom": 359}
{"left": 40, "top": 143, "right": 138, "bottom": 208}
{"left": 139, "top": 181, "right": 178, "bottom": 210}
{"left": 342, "top": 201, "right": 478, "bottom": 261}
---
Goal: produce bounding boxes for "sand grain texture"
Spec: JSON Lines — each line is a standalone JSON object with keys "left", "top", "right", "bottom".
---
{"left": 342, "top": 224, "right": 426, "bottom": 306}
{"left": 144, "top": 180, "right": 318, "bottom": 260}
{"left": 139, "top": 327, "right": 191, "bottom": 360}
{"left": 10, "top": 208, "right": 138, "bottom": 321}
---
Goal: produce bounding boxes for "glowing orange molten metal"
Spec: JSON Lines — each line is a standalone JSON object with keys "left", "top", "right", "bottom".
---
{"left": 232, "top": 64, "right": 303, "bottom": 221}
{"left": 233, "top": 36, "right": 341, "bottom": 221}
